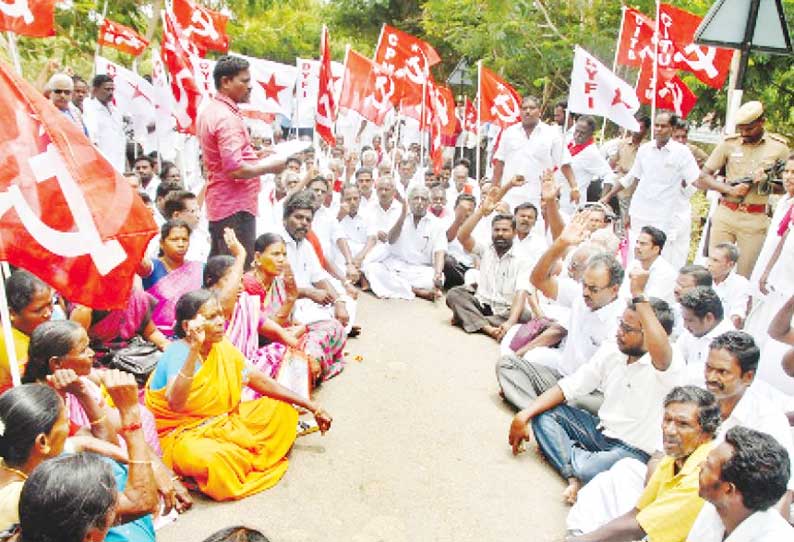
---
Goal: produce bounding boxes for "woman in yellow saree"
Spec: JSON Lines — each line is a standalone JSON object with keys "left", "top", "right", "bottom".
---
{"left": 145, "top": 289, "right": 333, "bottom": 501}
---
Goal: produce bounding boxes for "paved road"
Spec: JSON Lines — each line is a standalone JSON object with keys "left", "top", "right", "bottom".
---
{"left": 158, "top": 294, "right": 567, "bottom": 542}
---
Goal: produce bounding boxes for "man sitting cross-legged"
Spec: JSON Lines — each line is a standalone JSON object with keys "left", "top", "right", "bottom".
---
{"left": 496, "top": 212, "right": 624, "bottom": 412}
{"left": 566, "top": 386, "right": 720, "bottom": 542}
{"left": 363, "top": 185, "right": 447, "bottom": 300}
{"left": 508, "top": 273, "right": 685, "bottom": 504}
{"left": 445, "top": 189, "right": 533, "bottom": 341}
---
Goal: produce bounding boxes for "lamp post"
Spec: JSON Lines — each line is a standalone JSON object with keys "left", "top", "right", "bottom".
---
{"left": 447, "top": 58, "right": 474, "bottom": 161}
{"left": 694, "top": 0, "right": 793, "bottom": 132}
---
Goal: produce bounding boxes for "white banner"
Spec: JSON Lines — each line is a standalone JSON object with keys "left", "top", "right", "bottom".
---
{"left": 569, "top": 45, "right": 640, "bottom": 132}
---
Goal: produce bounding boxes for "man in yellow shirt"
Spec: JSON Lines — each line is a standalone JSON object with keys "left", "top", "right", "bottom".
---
{"left": 0, "top": 270, "right": 53, "bottom": 393}
{"left": 567, "top": 386, "right": 721, "bottom": 542}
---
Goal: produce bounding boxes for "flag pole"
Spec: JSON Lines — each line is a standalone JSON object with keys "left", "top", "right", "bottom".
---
{"left": 93, "top": 0, "right": 110, "bottom": 78}
{"left": 5, "top": 33, "right": 22, "bottom": 76}
{"left": 600, "top": 5, "right": 627, "bottom": 145}
{"left": 0, "top": 264, "right": 21, "bottom": 387}
{"left": 419, "top": 78, "right": 427, "bottom": 168}
{"left": 651, "top": 0, "right": 660, "bottom": 123}
{"left": 475, "top": 60, "right": 482, "bottom": 182}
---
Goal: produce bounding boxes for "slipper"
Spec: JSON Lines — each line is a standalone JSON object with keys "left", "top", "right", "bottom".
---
{"left": 348, "top": 325, "right": 362, "bottom": 338}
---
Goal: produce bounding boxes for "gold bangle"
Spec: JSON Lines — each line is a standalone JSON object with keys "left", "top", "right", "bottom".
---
{"left": 89, "top": 414, "right": 107, "bottom": 426}
{"left": 128, "top": 460, "right": 152, "bottom": 465}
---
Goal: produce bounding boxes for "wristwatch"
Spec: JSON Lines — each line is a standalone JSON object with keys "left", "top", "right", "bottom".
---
{"left": 632, "top": 295, "right": 649, "bottom": 304}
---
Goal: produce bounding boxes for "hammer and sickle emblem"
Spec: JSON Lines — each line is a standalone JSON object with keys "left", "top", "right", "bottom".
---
{"left": 188, "top": 8, "right": 219, "bottom": 40}
{"left": 0, "top": 145, "right": 127, "bottom": 275}
{"left": 491, "top": 93, "right": 520, "bottom": 123}
{"left": 673, "top": 44, "right": 718, "bottom": 79}
{"left": 0, "top": 0, "right": 34, "bottom": 24}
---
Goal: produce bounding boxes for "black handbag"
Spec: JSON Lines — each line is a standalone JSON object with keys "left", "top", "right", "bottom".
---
{"left": 105, "top": 336, "right": 161, "bottom": 386}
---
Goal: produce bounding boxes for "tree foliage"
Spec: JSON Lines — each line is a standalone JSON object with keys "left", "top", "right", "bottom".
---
{"left": 2, "top": 0, "right": 793, "bottom": 135}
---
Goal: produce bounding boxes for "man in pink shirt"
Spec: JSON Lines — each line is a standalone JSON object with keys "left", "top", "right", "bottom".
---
{"left": 197, "top": 55, "right": 285, "bottom": 266}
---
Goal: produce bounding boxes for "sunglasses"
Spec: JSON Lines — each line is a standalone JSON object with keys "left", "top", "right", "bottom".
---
{"left": 52, "top": 89, "right": 72, "bottom": 95}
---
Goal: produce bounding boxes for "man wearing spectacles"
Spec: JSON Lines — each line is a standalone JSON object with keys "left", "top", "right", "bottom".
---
{"left": 46, "top": 73, "right": 87, "bottom": 136}
{"left": 508, "top": 268, "right": 685, "bottom": 505}
{"left": 496, "top": 213, "right": 624, "bottom": 415}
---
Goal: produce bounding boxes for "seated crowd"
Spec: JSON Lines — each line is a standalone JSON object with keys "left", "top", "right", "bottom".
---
{"left": 1, "top": 64, "right": 793, "bottom": 542}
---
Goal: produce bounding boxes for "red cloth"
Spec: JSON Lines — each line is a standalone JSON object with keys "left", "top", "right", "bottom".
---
{"left": 778, "top": 203, "right": 793, "bottom": 237}
{"left": 306, "top": 230, "right": 327, "bottom": 268}
{"left": 567, "top": 138, "right": 594, "bottom": 157}
{"left": 197, "top": 94, "right": 262, "bottom": 221}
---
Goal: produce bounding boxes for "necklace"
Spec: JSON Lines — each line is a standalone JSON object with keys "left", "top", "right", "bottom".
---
{"left": 0, "top": 461, "right": 28, "bottom": 480}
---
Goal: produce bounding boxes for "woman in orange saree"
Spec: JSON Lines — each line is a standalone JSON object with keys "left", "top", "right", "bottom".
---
{"left": 145, "top": 289, "right": 333, "bottom": 501}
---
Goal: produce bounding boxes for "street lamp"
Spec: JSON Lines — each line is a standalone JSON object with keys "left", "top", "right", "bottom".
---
{"left": 694, "top": 0, "right": 793, "bottom": 131}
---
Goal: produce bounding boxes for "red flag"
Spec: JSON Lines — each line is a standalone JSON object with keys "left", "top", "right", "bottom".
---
{"left": 637, "top": 62, "right": 698, "bottom": 118}
{"left": 0, "top": 61, "right": 157, "bottom": 309}
{"left": 0, "top": 0, "right": 56, "bottom": 37}
{"left": 98, "top": 18, "right": 149, "bottom": 57}
{"left": 338, "top": 49, "right": 394, "bottom": 126}
{"left": 463, "top": 97, "right": 478, "bottom": 133}
{"left": 172, "top": 0, "right": 229, "bottom": 53}
{"left": 616, "top": 7, "right": 655, "bottom": 68}
{"left": 478, "top": 64, "right": 521, "bottom": 129}
{"left": 161, "top": 12, "right": 203, "bottom": 134}
{"left": 315, "top": 26, "right": 336, "bottom": 146}
{"left": 432, "top": 84, "right": 456, "bottom": 138}
{"left": 373, "top": 24, "right": 440, "bottom": 105}
{"left": 658, "top": 4, "right": 732, "bottom": 89}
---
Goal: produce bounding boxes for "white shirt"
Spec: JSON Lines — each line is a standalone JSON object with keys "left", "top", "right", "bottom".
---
{"left": 622, "top": 139, "right": 700, "bottom": 224}
{"left": 338, "top": 212, "right": 369, "bottom": 247}
{"left": 446, "top": 180, "right": 481, "bottom": 208}
{"left": 714, "top": 271, "right": 751, "bottom": 323}
{"left": 553, "top": 277, "right": 624, "bottom": 376}
{"left": 559, "top": 340, "right": 686, "bottom": 454}
{"left": 390, "top": 213, "right": 447, "bottom": 266}
{"left": 494, "top": 121, "right": 571, "bottom": 211}
{"left": 366, "top": 200, "right": 402, "bottom": 238}
{"left": 471, "top": 242, "right": 532, "bottom": 315}
{"left": 278, "top": 224, "right": 331, "bottom": 288}
{"left": 556, "top": 143, "right": 613, "bottom": 212}
{"left": 185, "top": 226, "right": 211, "bottom": 263}
{"left": 312, "top": 205, "right": 344, "bottom": 258}
{"left": 676, "top": 318, "right": 735, "bottom": 386}
{"left": 82, "top": 97, "right": 126, "bottom": 173}
{"left": 690, "top": 507, "right": 794, "bottom": 542}
{"left": 512, "top": 231, "right": 547, "bottom": 270}
{"left": 619, "top": 257, "right": 678, "bottom": 306}
{"left": 438, "top": 212, "right": 474, "bottom": 268}
{"left": 687, "top": 384, "right": 794, "bottom": 542}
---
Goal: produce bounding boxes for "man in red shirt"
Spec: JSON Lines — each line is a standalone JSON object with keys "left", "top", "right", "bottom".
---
{"left": 197, "top": 55, "right": 286, "bottom": 266}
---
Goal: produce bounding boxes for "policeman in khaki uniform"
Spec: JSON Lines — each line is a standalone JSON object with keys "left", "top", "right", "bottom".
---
{"left": 697, "top": 101, "right": 789, "bottom": 278}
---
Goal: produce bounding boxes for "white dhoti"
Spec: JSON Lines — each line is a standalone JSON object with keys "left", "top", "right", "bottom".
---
{"left": 566, "top": 457, "right": 646, "bottom": 534}
{"left": 292, "top": 287, "right": 358, "bottom": 335}
{"left": 363, "top": 256, "right": 435, "bottom": 299}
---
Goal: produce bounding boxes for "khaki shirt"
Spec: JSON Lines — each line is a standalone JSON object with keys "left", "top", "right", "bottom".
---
{"left": 613, "top": 137, "right": 643, "bottom": 197}
{"left": 705, "top": 132, "right": 789, "bottom": 204}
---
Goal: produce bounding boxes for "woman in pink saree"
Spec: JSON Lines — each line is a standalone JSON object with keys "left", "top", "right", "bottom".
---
{"left": 71, "top": 287, "right": 170, "bottom": 352}
{"left": 202, "top": 230, "right": 311, "bottom": 400}
{"left": 139, "top": 220, "right": 204, "bottom": 336}
{"left": 242, "top": 233, "right": 346, "bottom": 383}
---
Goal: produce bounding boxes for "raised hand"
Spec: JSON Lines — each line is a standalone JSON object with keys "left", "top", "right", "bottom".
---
{"left": 223, "top": 227, "right": 245, "bottom": 258}
{"left": 559, "top": 211, "right": 590, "bottom": 246}
{"left": 541, "top": 169, "right": 559, "bottom": 202}
{"left": 100, "top": 369, "right": 140, "bottom": 414}
{"left": 508, "top": 174, "right": 526, "bottom": 190}
{"left": 46, "top": 368, "right": 87, "bottom": 397}
{"left": 628, "top": 266, "right": 650, "bottom": 297}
